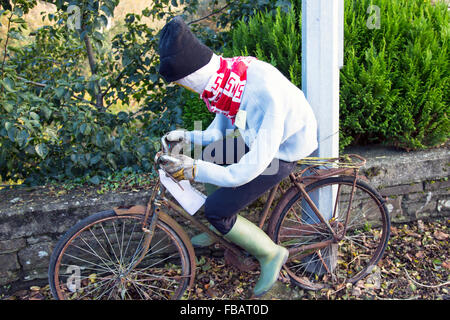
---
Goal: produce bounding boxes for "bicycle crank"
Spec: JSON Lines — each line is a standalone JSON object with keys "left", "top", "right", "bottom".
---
{"left": 224, "top": 248, "right": 258, "bottom": 272}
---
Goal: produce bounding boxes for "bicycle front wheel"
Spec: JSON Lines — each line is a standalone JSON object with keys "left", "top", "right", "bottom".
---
{"left": 48, "top": 210, "right": 194, "bottom": 300}
{"left": 270, "top": 176, "right": 390, "bottom": 290}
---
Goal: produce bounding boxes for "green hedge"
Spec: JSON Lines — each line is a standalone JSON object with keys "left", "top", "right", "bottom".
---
{"left": 226, "top": 7, "right": 302, "bottom": 87}
{"left": 224, "top": 0, "right": 449, "bottom": 150}
{"left": 181, "top": 90, "right": 215, "bottom": 131}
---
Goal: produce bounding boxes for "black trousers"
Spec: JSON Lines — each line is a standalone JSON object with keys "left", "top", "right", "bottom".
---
{"left": 201, "top": 137, "right": 297, "bottom": 234}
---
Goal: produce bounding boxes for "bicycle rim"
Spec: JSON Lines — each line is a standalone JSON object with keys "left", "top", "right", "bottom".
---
{"left": 49, "top": 211, "right": 192, "bottom": 300}
{"left": 273, "top": 177, "right": 390, "bottom": 291}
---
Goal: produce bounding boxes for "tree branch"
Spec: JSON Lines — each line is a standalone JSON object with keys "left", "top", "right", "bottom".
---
{"left": 101, "top": 52, "right": 157, "bottom": 100}
{"left": 72, "top": 92, "right": 100, "bottom": 108}
{"left": 101, "top": 62, "right": 133, "bottom": 99}
{"left": 187, "top": 1, "right": 234, "bottom": 25}
{"left": 1, "top": 8, "right": 14, "bottom": 80}
{"left": 15, "top": 75, "right": 99, "bottom": 108}
{"left": 404, "top": 268, "right": 450, "bottom": 289}
{"left": 82, "top": 34, "right": 104, "bottom": 111}
{"left": 16, "top": 76, "right": 46, "bottom": 87}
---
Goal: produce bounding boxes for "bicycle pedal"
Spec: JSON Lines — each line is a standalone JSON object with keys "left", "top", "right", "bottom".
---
{"left": 224, "top": 248, "right": 258, "bottom": 272}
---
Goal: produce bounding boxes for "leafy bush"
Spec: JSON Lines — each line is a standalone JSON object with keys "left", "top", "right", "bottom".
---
{"left": 226, "top": 0, "right": 449, "bottom": 150}
{"left": 181, "top": 90, "right": 215, "bottom": 131}
{"left": 0, "top": 0, "right": 187, "bottom": 185}
{"left": 224, "top": 7, "right": 301, "bottom": 87}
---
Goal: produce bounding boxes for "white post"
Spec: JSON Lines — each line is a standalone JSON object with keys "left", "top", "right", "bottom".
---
{"left": 302, "top": 0, "right": 342, "bottom": 221}
{"left": 338, "top": 0, "right": 344, "bottom": 70}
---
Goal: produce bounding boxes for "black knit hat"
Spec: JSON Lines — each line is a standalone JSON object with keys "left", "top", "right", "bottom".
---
{"left": 158, "top": 16, "right": 213, "bottom": 82}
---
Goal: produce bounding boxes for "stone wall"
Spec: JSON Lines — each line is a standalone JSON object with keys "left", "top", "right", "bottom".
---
{"left": 353, "top": 146, "right": 449, "bottom": 222}
{"left": 0, "top": 146, "right": 448, "bottom": 292}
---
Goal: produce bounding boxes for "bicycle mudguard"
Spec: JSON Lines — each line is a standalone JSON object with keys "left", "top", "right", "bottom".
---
{"left": 114, "top": 205, "right": 147, "bottom": 215}
{"left": 113, "top": 205, "right": 197, "bottom": 290}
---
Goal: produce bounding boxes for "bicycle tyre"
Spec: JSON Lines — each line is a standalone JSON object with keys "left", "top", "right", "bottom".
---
{"left": 268, "top": 176, "right": 390, "bottom": 290}
{"left": 48, "top": 209, "right": 195, "bottom": 300}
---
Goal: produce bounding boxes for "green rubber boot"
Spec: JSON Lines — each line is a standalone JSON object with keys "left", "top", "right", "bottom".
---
{"left": 191, "top": 183, "right": 220, "bottom": 248}
{"left": 191, "top": 224, "right": 220, "bottom": 248}
{"left": 223, "top": 215, "right": 289, "bottom": 297}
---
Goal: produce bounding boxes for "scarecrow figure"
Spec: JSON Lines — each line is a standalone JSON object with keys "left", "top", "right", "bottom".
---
{"left": 156, "top": 16, "right": 318, "bottom": 297}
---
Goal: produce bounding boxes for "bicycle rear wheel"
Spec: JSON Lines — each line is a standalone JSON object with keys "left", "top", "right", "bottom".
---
{"left": 48, "top": 210, "right": 194, "bottom": 300}
{"left": 269, "top": 176, "right": 390, "bottom": 290}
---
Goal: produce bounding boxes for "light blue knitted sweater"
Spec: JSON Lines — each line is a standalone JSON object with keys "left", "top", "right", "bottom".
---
{"left": 186, "top": 58, "right": 318, "bottom": 187}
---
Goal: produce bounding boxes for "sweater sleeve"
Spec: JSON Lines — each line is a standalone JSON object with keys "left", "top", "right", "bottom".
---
{"left": 187, "top": 113, "right": 235, "bottom": 146}
{"left": 194, "top": 110, "right": 284, "bottom": 187}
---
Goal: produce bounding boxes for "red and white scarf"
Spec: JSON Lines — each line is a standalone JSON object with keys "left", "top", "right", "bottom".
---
{"left": 201, "top": 56, "right": 256, "bottom": 125}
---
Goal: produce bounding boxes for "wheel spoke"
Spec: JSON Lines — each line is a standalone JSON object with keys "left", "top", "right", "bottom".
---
{"left": 51, "top": 214, "right": 192, "bottom": 300}
{"left": 274, "top": 178, "right": 389, "bottom": 290}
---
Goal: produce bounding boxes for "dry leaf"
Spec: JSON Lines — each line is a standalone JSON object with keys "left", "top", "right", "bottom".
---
{"left": 351, "top": 287, "right": 362, "bottom": 297}
{"left": 415, "top": 250, "right": 425, "bottom": 259}
{"left": 442, "top": 260, "right": 450, "bottom": 270}
{"left": 433, "top": 230, "right": 449, "bottom": 241}
{"left": 390, "top": 226, "right": 399, "bottom": 236}
{"left": 206, "top": 287, "right": 217, "bottom": 298}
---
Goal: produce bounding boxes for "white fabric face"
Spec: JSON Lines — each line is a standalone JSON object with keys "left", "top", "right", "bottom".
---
{"left": 176, "top": 54, "right": 221, "bottom": 94}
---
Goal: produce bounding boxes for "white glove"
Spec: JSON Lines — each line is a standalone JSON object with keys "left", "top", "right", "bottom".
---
{"left": 166, "top": 130, "right": 189, "bottom": 143}
{"left": 161, "top": 130, "right": 190, "bottom": 154}
{"left": 159, "top": 154, "right": 196, "bottom": 181}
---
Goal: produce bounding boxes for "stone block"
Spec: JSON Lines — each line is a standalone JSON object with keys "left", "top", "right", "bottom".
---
{"left": 22, "top": 268, "right": 48, "bottom": 281}
{"left": 0, "top": 253, "right": 20, "bottom": 272}
{"left": 0, "top": 270, "right": 20, "bottom": 286}
{"left": 355, "top": 146, "right": 450, "bottom": 187}
{"left": 0, "top": 238, "right": 26, "bottom": 254}
{"left": 379, "top": 183, "right": 423, "bottom": 197}
{"left": 404, "top": 195, "right": 437, "bottom": 220}
{"left": 424, "top": 178, "right": 450, "bottom": 191}
{"left": 26, "top": 235, "right": 52, "bottom": 245}
{"left": 405, "top": 192, "right": 429, "bottom": 202}
{"left": 18, "top": 241, "right": 53, "bottom": 272}
{"left": 0, "top": 210, "right": 85, "bottom": 241}
{"left": 384, "top": 196, "right": 403, "bottom": 222}
{"left": 437, "top": 198, "right": 450, "bottom": 213}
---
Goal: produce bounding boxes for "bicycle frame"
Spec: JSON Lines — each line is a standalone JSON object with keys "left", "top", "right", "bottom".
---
{"left": 122, "top": 154, "right": 367, "bottom": 268}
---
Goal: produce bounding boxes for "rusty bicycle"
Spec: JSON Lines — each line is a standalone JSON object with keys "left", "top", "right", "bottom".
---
{"left": 48, "top": 149, "right": 390, "bottom": 300}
